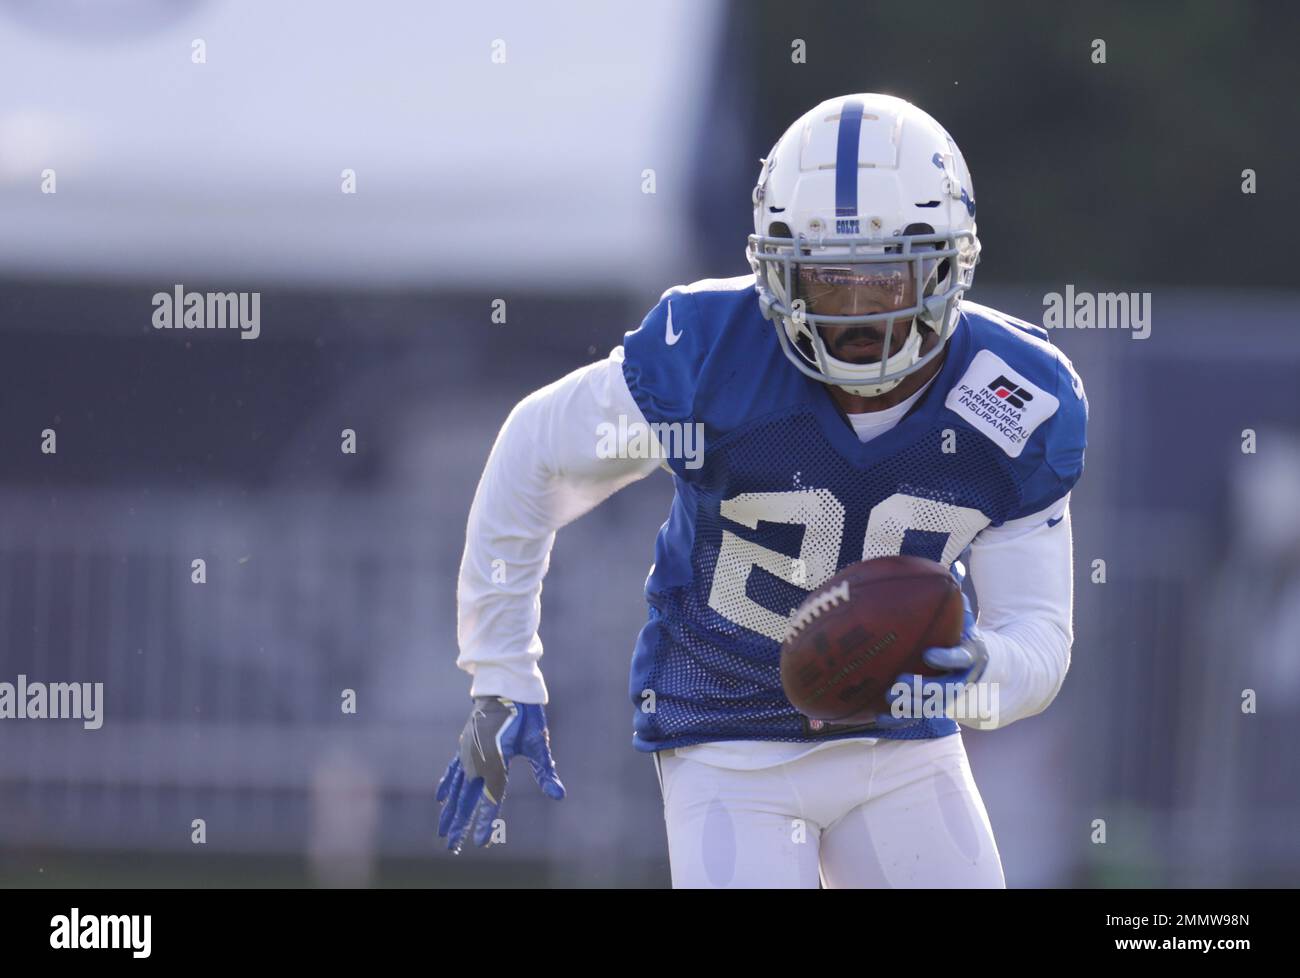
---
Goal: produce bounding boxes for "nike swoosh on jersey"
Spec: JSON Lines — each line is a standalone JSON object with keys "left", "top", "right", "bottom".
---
{"left": 1046, "top": 515, "right": 1064, "bottom": 527}
{"left": 664, "top": 302, "right": 682, "bottom": 345}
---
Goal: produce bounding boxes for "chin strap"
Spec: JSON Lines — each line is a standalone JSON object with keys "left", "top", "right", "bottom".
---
{"left": 820, "top": 321, "right": 923, "bottom": 397}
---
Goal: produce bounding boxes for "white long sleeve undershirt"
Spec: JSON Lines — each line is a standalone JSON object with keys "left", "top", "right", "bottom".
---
{"left": 456, "top": 347, "right": 661, "bottom": 704}
{"left": 456, "top": 348, "right": 1076, "bottom": 768}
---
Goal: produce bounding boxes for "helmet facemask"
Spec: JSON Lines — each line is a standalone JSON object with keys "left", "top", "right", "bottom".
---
{"left": 748, "top": 223, "right": 979, "bottom": 397}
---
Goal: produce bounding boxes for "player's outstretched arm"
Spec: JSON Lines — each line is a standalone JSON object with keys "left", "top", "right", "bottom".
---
{"left": 438, "top": 348, "right": 661, "bottom": 851}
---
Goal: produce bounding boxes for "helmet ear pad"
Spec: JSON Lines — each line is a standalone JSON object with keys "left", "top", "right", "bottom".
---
{"left": 897, "top": 221, "right": 950, "bottom": 334}
{"left": 758, "top": 220, "right": 821, "bottom": 366}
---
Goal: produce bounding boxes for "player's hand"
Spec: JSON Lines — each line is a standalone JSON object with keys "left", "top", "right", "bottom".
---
{"left": 882, "top": 586, "right": 989, "bottom": 724}
{"left": 435, "top": 696, "right": 565, "bottom": 853}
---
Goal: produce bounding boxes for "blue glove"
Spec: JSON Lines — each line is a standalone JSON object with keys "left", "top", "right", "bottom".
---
{"left": 436, "top": 696, "right": 565, "bottom": 853}
{"left": 880, "top": 588, "right": 989, "bottom": 726}
{"left": 874, "top": 562, "right": 988, "bottom": 728}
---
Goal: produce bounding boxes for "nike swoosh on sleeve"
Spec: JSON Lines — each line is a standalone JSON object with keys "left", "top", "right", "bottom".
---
{"left": 1046, "top": 515, "right": 1064, "bottom": 528}
{"left": 664, "top": 301, "right": 682, "bottom": 345}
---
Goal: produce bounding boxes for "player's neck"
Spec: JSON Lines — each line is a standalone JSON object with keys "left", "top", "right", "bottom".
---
{"left": 826, "top": 346, "right": 946, "bottom": 415}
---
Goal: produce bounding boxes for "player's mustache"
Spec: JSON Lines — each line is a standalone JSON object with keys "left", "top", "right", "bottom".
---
{"left": 828, "top": 325, "right": 885, "bottom": 347}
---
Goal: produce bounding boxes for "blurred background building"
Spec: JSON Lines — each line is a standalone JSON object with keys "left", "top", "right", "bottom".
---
{"left": 0, "top": 0, "right": 1297, "bottom": 887}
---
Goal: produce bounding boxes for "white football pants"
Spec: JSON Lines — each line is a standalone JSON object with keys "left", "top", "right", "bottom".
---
{"left": 653, "top": 733, "right": 1006, "bottom": 888}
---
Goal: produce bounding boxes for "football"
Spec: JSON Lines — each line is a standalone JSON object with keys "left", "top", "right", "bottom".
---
{"left": 779, "top": 555, "right": 965, "bottom": 724}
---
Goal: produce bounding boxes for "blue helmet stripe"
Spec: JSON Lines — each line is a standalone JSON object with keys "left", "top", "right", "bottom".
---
{"left": 834, "top": 99, "right": 864, "bottom": 218}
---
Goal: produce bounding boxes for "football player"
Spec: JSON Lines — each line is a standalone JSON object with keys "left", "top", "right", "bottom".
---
{"left": 437, "top": 93, "right": 1087, "bottom": 888}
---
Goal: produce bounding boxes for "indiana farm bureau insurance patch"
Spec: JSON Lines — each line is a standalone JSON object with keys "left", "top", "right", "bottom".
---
{"left": 945, "top": 350, "right": 1059, "bottom": 458}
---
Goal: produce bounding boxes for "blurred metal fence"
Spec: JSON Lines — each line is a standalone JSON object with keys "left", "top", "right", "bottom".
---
{"left": 0, "top": 490, "right": 445, "bottom": 850}
{"left": 0, "top": 474, "right": 674, "bottom": 881}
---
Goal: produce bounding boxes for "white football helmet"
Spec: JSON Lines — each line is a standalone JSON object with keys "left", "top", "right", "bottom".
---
{"left": 747, "top": 93, "right": 980, "bottom": 396}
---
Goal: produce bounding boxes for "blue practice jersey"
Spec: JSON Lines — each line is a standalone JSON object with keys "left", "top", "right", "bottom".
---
{"left": 621, "top": 275, "right": 1087, "bottom": 752}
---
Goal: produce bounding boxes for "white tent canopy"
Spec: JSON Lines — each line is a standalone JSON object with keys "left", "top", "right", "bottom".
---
{"left": 0, "top": 0, "right": 719, "bottom": 288}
